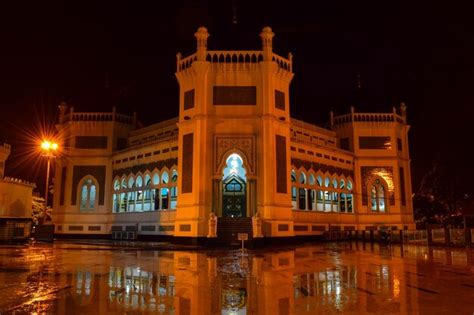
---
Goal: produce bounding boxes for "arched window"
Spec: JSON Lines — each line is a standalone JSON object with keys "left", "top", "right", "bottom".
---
{"left": 291, "top": 170, "right": 297, "bottom": 209}
{"left": 152, "top": 173, "right": 160, "bottom": 185}
{"left": 128, "top": 177, "right": 135, "bottom": 189}
{"left": 324, "top": 177, "right": 330, "bottom": 187}
{"left": 297, "top": 172, "right": 306, "bottom": 210}
{"left": 309, "top": 174, "right": 315, "bottom": 185}
{"left": 339, "top": 179, "right": 345, "bottom": 189}
{"left": 347, "top": 180, "right": 353, "bottom": 212}
{"left": 114, "top": 179, "right": 120, "bottom": 191}
{"left": 136, "top": 176, "right": 143, "bottom": 187}
{"left": 80, "top": 178, "right": 97, "bottom": 211}
{"left": 347, "top": 180, "right": 353, "bottom": 190}
{"left": 370, "top": 178, "right": 386, "bottom": 212}
{"left": 316, "top": 176, "right": 323, "bottom": 186}
{"left": 332, "top": 178, "right": 338, "bottom": 189}
{"left": 171, "top": 170, "right": 178, "bottom": 209}
{"left": 299, "top": 172, "right": 306, "bottom": 184}
{"left": 144, "top": 174, "right": 151, "bottom": 187}
{"left": 121, "top": 178, "right": 127, "bottom": 189}
{"left": 171, "top": 170, "right": 178, "bottom": 183}
{"left": 291, "top": 170, "right": 296, "bottom": 183}
{"left": 162, "top": 171, "right": 169, "bottom": 184}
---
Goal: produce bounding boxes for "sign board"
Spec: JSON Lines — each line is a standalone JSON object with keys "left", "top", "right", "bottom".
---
{"left": 238, "top": 233, "right": 248, "bottom": 241}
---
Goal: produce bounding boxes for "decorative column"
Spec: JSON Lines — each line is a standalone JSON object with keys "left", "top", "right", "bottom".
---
{"left": 260, "top": 26, "right": 274, "bottom": 61}
{"left": 195, "top": 27, "right": 209, "bottom": 61}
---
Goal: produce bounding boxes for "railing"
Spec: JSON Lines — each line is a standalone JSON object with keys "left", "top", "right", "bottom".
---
{"left": 333, "top": 112, "right": 405, "bottom": 125}
{"left": 176, "top": 51, "right": 292, "bottom": 72}
{"left": 271, "top": 53, "right": 292, "bottom": 72}
{"left": 177, "top": 53, "right": 197, "bottom": 72}
{"left": 290, "top": 119, "right": 337, "bottom": 147}
{"left": 1, "top": 177, "right": 36, "bottom": 187}
{"left": 129, "top": 133, "right": 179, "bottom": 148}
{"left": 63, "top": 112, "right": 135, "bottom": 124}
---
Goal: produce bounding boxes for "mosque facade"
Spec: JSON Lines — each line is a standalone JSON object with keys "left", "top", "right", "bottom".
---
{"left": 52, "top": 27, "right": 415, "bottom": 241}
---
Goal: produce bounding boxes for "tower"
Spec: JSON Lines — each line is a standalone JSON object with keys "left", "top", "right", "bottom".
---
{"left": 174, "top": 26, "right": 295, "bottom": 238}
{"left": 53, "top": 104, "right": 136, "bottom": 235}
{"left": 331, "top": 104, "right": 415, "bottom": 230}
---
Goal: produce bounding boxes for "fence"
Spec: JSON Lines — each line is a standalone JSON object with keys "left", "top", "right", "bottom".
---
{"left": 330, "top": 228, "right": 474, "bottom": 247}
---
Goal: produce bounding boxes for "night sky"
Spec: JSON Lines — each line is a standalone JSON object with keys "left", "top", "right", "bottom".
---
{"left": 0, "top": 1, "right": 473, "bottom": 195}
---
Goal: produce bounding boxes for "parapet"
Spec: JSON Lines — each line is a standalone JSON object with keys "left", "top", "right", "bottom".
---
{"left": 176, "top": 26, "right": 293, "bottom": 74}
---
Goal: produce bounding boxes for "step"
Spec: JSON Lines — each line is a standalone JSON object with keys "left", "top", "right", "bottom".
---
{"left": 216, "top": 217, "right": 253, "bottom": 243}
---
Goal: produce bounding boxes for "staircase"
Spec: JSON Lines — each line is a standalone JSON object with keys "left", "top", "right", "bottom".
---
{"left": 216, "top": 217, "right": 253, "bottom": 245}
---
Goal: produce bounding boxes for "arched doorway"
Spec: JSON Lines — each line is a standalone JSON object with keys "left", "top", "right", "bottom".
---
{"left": 222, "top": 153, "right": 247, "bottom": 217}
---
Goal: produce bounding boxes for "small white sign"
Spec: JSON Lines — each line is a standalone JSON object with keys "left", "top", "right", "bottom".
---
{"left": 238, "top": 233, "right": 248, "bottom": 241}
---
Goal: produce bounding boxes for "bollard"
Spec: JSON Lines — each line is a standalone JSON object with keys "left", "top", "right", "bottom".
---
{"left": 465, "top": 228, "right": 471, "bottom": 247}
{"left": 444, "top": 228, "right": 451, "bottom": 246}
{"left": 427, "top": 228, "right": 433, "bottom": 246}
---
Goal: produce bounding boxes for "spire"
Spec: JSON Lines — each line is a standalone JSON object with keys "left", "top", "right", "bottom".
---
{"left": 58, "top": 102, "right": 68, "bottom": 123}
{"left": 399, "top": 102, "right": 407, "bottom": 121}
{"left": 232, "top": 2, "right": 238, "bottom": 24}
{"left": 352, "top": 72, "right": 364, "bottom": 108}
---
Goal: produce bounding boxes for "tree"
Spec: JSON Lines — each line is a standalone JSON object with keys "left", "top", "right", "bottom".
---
{"left": 414, "top": 159, "right": 469, "bottom": 228}
{"left": 32, "top": 196, "right": 52, "bottom": 226}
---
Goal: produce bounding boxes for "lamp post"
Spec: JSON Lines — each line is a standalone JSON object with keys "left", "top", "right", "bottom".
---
{"left": 40, "top": 140, "right": 58, "bottom": 216}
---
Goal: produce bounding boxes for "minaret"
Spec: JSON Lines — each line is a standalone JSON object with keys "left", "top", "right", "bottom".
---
{"left": 174, "top": 26, "right": 213, "bottom": 237}
{"left": 257, "top": 26, "right": 294, "bottom": 234}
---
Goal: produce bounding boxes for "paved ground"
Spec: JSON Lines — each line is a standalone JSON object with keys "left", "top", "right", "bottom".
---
{"left": 0, "top": 241, "right": 473, "bottom": 314}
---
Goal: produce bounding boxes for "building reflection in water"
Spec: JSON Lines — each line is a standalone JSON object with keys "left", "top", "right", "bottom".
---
{"left": 48, "top": 244, "right": 474, "bottom": 314}
{"left": 108, "top": 266, "right": 175, "bottom": 313}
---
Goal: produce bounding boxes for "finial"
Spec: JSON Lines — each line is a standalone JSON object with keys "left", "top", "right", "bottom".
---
{"left": 260, "top": 26, "right": 274, "bottom": 60}
{"left": 392, "top": 106, "right": 397, "bottom": 114}
{"left": 356, "top": 73, "right": 362, "bottom": 90}
{"left": 195, "top": 27, "right": 209, "bottom": 61}
{"left": 232, "top": 4, "right": 238, "bottom": 24}
{"left": 58, "top": 102, "right": 68, "bottom": 123}
{"left": 350, "top": 106, "right": 355, "bottom": 113}
{"left": 399, "top": 102, "right": 407, "bottom": 120}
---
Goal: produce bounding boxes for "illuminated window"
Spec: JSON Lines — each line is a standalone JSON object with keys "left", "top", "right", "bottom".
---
{"left": 291, "top": 170, "right": 297, "bottom": 209}
{"left": 162, "top": 171, "right": 169, "bottom": 184}
{"left": 370, "top": 178, "right": 386, "bottom": 212}
{"left": 152, "top": 173, "right": 160, "bottom": 185}
{"left": 79, "top": 178, "right": 97, "bottom": 211}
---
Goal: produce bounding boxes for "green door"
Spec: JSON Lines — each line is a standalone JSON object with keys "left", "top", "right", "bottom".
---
{"left": 222, "top": 176, "right": 246, "bottom": 217}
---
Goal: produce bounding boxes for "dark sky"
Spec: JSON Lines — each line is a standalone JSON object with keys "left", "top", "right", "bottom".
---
{"left": 0, "top": 1, "right": 473, "bottom": 195}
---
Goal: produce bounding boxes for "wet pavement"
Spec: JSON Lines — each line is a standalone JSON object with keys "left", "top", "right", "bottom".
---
{"left": 0, "top": 241, "right": 474, "bottom": 314}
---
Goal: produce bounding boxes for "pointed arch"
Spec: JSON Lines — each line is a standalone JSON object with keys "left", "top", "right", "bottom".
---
{"left": 77, "top": 175, "right": 99, "bottom": 211}
{"left": 368, "top": 176, "right": 389, "bottom": 212}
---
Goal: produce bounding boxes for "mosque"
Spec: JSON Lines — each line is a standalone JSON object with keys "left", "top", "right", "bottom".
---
{"left": 52, "top": 27, "right": 415, "bottom": 242}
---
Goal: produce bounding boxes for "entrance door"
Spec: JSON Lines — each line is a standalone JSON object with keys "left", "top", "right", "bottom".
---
{"left": 222, "top": 176, "right": 246, "bottom": 217}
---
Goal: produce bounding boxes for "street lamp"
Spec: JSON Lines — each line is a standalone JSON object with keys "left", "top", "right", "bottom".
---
{"left": 40, "top": 140, "right": 58, "bottom": 212}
